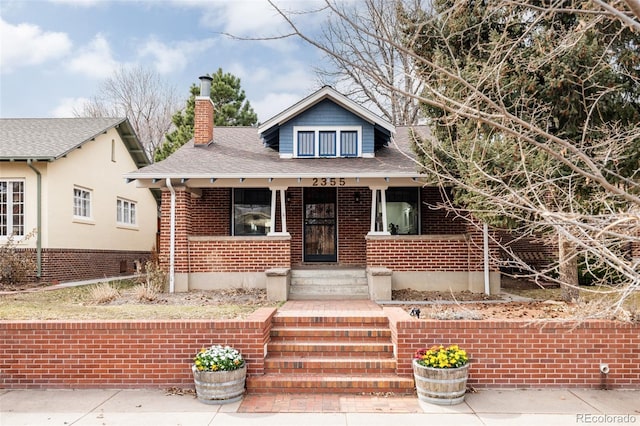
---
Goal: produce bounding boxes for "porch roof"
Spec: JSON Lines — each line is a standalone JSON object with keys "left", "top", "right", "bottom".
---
{"left": 125, "top": 125, "right": 430, "bottom": 185}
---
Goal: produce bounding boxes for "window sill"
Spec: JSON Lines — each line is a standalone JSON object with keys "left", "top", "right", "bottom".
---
{"left": 73, "top": 217, "right": 95, "bottom": 226}
{"left": 116, "top": 224, "right": 139, "bottom": 231}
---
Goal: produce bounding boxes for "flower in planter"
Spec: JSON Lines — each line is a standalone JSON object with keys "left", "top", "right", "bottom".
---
{"left": 194, "top": 345, "right": 245, "bottom": 372}
{"left": 414, "top": 344, "right": 468, "bottom": 368}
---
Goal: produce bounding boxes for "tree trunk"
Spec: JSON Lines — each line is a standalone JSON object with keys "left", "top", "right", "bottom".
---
{"left": 558, "top": 234, "right": 580, "bottom": 302}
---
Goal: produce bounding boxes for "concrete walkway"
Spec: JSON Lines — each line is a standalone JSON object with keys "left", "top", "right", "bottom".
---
{"left": 1, "top": 388, "right": 638, "bottom": 425}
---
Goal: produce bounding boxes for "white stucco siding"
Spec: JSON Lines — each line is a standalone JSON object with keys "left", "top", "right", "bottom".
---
{"left": 45, "top": 128, "right": 157, "bottom": 251}
{"left": 0, "top": 162, "right": 49, "bottom": 248}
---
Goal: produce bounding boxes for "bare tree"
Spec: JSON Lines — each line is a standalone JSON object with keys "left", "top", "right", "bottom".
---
{"left": 267, "top": 0, "right": 640, "bottom": 318}
{"left": 314, "top": 0, "right": 424, "bottom": 125}
{"left": 75, "top": 66, "right": 181, "bottom": 161}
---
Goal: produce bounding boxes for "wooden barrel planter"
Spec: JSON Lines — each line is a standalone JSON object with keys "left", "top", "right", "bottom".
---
{"left": 413, "top": 359, "right": 469, "bottom": 405}
{"left": 192, "top": 365, "right": 247, "bottom": 405}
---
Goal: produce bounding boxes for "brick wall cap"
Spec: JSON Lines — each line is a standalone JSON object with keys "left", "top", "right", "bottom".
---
{"left": 367, "top": 267, "right": 392, "bottom": 276}
{"left": 266, "top": 268, "right": 290, "bottom": 276}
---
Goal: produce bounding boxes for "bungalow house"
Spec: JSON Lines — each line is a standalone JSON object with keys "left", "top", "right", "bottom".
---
{"left": 125, "top": 76, "right": 501, "bottom": 300}
{"left": 0, "top": 118, "right": 158, "bottom": 284}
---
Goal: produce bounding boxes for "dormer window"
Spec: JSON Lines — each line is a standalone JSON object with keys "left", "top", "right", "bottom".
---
{"left": 294, "top": 126, "right": 361, "bottom": 158}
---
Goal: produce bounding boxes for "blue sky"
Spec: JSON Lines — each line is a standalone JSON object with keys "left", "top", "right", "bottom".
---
{"left": 0, "top": 0, "right": 327, "bottom": 123}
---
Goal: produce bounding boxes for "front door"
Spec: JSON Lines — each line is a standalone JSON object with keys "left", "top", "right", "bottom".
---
{"left": 303, "top": 188, "right": 337, "bottom": 262}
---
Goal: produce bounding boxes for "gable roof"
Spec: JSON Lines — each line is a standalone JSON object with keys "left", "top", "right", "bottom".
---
{"left": 125, "top": 125, "right": 429, "bottom": 182}
{"left": 258, "top": 86, "right": 395, "bottom": 136}
{"left": 0, "top": 117, "right": 150, "bottom": 167}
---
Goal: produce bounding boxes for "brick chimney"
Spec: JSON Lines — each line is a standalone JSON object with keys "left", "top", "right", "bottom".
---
{"left": 194, "top": 75, "right": 214, "bottom": 146}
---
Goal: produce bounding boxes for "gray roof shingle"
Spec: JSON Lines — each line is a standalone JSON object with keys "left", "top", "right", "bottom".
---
{"left": 0, "top": 118, "right": 139, "bottom": 162}
{"left": 126, "top": 125, "right": 430, "bottom": 180}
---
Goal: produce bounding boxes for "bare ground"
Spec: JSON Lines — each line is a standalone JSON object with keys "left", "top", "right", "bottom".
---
{"left": 0, "top": 276, "right": 637, "bottom": 321}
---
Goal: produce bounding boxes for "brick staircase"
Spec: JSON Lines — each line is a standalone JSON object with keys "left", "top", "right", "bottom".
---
{"left": 246, "top": 308, "right": 415, "bottom": 394}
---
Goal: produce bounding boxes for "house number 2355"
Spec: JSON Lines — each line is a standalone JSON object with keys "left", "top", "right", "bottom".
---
{"left": 312, "top": 178, "right": 346, "bottom": 187}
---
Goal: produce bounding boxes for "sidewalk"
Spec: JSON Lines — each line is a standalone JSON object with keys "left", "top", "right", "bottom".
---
{"left": 1, "top": 388, "right": 638, "bottom": 425}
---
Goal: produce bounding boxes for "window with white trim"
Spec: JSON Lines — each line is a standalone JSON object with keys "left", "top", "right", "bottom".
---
{"left": 73, "top": 186, "right": 92, "bottom": 219}
{"left": 117, "top": 198, "right": 137, "bottom": 225}
{"left": 294, "top": 126, "right": 361, "bottom": 158}
{"left": 0, "top": 180, "right": 25, "bottom": 237}
{"left": 386, "top": 187, "right": 419, "bottom": 235}
{"left": 233, "top": 188, "right": 272, "bottom": 236}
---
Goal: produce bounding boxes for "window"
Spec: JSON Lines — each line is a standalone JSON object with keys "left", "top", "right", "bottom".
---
{"left": 319, "top": 131, "right": 336, "bottom": 156}
{"left": 386, "top": 187, "right": 419, "bottom": 235}
{"left": 73, "top": 187, "right": 92, "bottom": 219}
{"left": 233, "top": 188, "right": 271, "bottom": 236}
{"left": 117, "top": 198, "right": 137, "bottom": 225}
{"left": 0, "top": 180, "right": 24, "bottom": 237}
{"left": 293, "top": 126, "right": 361, "bottom": 157}
{"left": 297, "top": 131, "right": 315, "bottom": 157}
{"left": 340, "top": 131, "right": 358, "bottom": 156}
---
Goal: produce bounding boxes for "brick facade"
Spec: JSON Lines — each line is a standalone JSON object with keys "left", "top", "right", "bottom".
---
{"left": 157, "top": 185, "right": 507, "bottom": 282}
{"left": 2, "top": 312, "right": 637, "bottom": 389}
{"left": 15, "top": 248, "right": 150, "bottom": 285}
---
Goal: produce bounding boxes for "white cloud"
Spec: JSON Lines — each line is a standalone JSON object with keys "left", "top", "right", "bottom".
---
{"left": 51, "top": 97, "right": 90, "bottom": 117}
{"left": 48, "top": 0, "right": 102, "bottom": 6}
{"left": 138, "top": 37, "right": 217, "bottom": 74}
{"left": 67, "top": 33, "right": 121, "bottom": 79}
{"left": 0, "top": 17, "right": 72, "bottom": 73}
{"left": 253, "top": 92, "right": 302, "bottom": 122}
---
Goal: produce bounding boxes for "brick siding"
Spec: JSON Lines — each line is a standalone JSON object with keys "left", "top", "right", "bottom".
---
{"left": 15, "top": 248, "right": 150, "bottom": 285}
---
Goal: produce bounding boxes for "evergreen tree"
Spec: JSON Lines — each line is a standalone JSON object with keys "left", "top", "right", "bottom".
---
{"left": 405, "top": 0, "right": 640, "bottom": 300}
{"left": 155, "top": 68, "right": 258, "bottom": 161}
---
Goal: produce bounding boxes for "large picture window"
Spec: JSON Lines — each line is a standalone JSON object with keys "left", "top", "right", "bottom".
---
{"left": 117, "top": 198, "right": 137, "bottom": 225}
{"left": 386, "top": 187, "right": 419, "bottom": 235}
{"left": 0, "top": 180, "right": 24, "bottom": 237}
{"left": 233, "top": 188, "right": 271, "bottom": 235}
{"left": 73, "top": 186, "right": 92, "bottom": 219}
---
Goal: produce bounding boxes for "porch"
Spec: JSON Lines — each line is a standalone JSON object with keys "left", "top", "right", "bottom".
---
{"left": 160, "top": 184, "right": 500, "bottom": 298}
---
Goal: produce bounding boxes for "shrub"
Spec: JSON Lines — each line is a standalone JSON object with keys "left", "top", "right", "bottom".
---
{"left": 88, "top": 283, "right": 120, "bottom": 304}
{"left": 0, "top": 230, "right": 37, "bottom": 286}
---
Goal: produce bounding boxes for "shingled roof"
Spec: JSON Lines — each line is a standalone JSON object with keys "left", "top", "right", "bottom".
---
{"left": 0, "top": 117, "right": 149, "bottom": 168}
{"left": 125, "top": 125, "right": 430, "bottom": 181}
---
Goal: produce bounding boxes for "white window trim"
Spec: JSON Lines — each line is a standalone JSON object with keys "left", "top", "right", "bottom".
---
{"left": 73, "top": 186, "right": 93, "bottom": 220}
{"left": 116, "top": 197, "right": 137, "bottom": 227}
{"left": 293, "top": 126, "right": 362, "bottom": 158}
{"left": 0, "top": 179, "right": 25, "bottom": 238}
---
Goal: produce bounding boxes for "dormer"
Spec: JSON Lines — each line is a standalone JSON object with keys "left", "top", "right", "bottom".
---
{"left": 258, "top": 86, "right": 395, "bottom": 159}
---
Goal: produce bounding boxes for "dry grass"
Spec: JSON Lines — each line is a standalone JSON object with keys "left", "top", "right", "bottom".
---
{"left": 0, "top": 280, "right": 279, "bottom": 320}
{"left": 87, "top": 283, "right": 120, "bottom": 304}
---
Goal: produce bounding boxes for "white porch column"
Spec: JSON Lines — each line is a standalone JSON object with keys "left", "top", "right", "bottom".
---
{"left": 368, "top": 186, "right": 390, "bottom": 235}
{"left": 280, "top": 189, "right": 287, "bottom": 234}
{"left": 268, "top": 186, "right": 290, "bottom": 236}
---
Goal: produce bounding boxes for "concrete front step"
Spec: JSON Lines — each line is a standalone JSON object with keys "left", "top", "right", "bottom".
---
{"left": 289, "top": 269, "right": 369, "bottom": 300}
{"left": 264, "top": 356, "right": 397, "bottom": 374}
{"left": 246, "top": 374, "right": 415, "bottom": 394}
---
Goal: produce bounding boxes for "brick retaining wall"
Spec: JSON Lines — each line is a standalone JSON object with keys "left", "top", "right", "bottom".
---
{"left": 1, "top": 309, "right": 637, "bottom": 389}
{"left": 0, "top": 308, "right": 275, "bottom": 389}
{"left": 386, "top": 307, "right": 640, "bottom": 389}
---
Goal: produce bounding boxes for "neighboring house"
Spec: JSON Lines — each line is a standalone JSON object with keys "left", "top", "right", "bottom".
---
{"left": 0, "top": 118, "right": 158, "bottom": 284}
{"left": 125, "top": 77, "right": 501, "bottom": 300}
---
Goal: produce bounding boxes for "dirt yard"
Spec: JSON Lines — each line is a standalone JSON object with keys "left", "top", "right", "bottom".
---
{"left": 0, "top": 276, "right": 636, "bottom": 321}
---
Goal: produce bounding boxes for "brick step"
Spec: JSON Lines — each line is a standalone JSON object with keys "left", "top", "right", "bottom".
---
{"left": 246, "top": 374, "right": 415, "bottom": 394}
{"left": 264, "top": 356, "right": 397, "bottom": 374}
{"left": 270, "top": 326, "right": 391, "bottom": 342}
{"left": 267, "top": 341, "right": 394, "bottom": 357}
{"left": 273, "top": 315, "right": 389, "bottom": 328}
